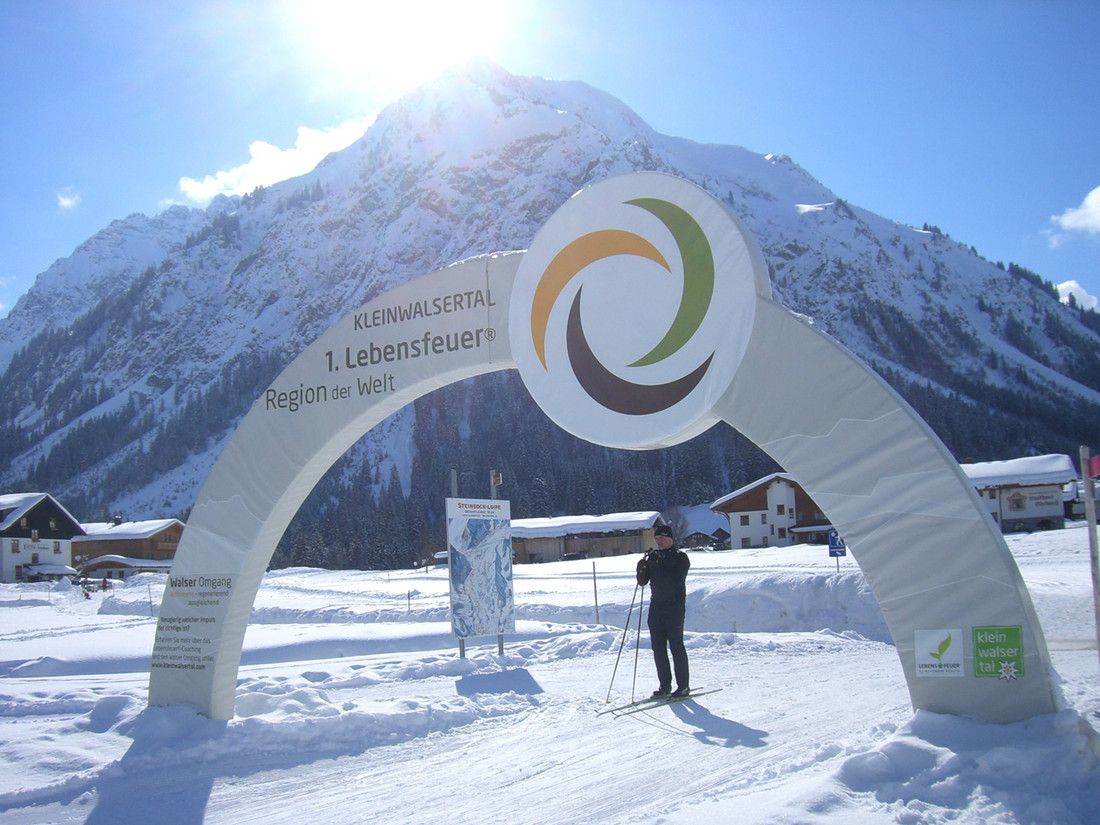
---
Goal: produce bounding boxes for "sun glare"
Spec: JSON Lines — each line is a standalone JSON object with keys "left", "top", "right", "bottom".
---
{"left": 286, "top": 0, "right": 512, "bottom": 101}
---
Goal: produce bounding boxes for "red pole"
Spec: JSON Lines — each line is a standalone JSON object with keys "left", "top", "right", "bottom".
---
{"left": 1079, "top": 446, "right": 1100, "bottom": 673}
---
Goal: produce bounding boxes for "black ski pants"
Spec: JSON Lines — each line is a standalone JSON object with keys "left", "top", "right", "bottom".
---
{"left": 647, "top": 600, "right": 688, "bottom": 691}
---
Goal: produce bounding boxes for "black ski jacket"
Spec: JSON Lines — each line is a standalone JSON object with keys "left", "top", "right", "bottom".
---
{"left": 636, "top": 546, "right": 689, "bottom": 605}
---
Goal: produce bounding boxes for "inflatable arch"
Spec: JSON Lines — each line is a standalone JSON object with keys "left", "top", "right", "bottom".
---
{"left": 150, "top": 173, "right": 1056, "bottom": 723}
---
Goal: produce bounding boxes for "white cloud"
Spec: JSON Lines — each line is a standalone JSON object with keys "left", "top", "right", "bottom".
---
{"left": 1057, "top": 280, "right": 1098, "bottom": 311}
{"left": 56, "top": 188, "right": 81, "bottom": 210}
{"left": 177, "top": 115, "right": 375, "bottom": 204}
{"left": 1048, "top": 185, "right": 1100, "bottom": 247}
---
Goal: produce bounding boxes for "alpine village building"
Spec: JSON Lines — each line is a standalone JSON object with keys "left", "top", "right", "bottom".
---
{"left": 710, "top": 454, "right": 1081, "bottom": 550}
{"left": 73, "top": 518, "right": 185, "bottom": 580}
{"left": 0, "top": 493, "right": 84, "bottom": 583}
{"left": 511, "top": 511, "right": 663, "bottom": 563}
{"left": 710, "top": 474, "right": 831, "bottom": 550}
{"left": 1, "top": 492, "right": 184, "bottom": 583}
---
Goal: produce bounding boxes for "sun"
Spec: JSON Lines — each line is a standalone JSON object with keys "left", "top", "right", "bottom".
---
{"left": 284, "top": 0, "right": 513, "bottom": 101}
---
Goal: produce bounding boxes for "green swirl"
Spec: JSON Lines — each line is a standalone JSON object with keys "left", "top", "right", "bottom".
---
{"left": 624, "top": 198, "right": 714, "bottom": 367}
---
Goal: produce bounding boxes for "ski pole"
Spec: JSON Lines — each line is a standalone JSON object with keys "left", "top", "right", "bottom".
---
{"left": 631, "top": 584, "right": 645, "bottom": 702}
{"left": 605, "top": 581, "right": 640, "bottom": 703}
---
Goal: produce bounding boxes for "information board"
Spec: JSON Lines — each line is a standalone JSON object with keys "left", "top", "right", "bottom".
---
{"left": 446, "top": 498, "right": 515, "bottom": 638}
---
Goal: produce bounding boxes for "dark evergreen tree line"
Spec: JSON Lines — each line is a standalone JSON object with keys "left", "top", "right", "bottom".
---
{"left": 95, "top": 348, "right": 288, "bottom": 511}
{"left": 273, "top": 371, "right": 780, "bottom": 571}
{"left": 1007, "top": 262, "right": 1060, "bottom": 302}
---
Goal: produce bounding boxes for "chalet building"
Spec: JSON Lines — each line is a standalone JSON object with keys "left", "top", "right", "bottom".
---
{"left": 711, "top": 453, "right": 1080, "bottom": 549}
{"left": 961, "top": 454, "right": 1077, "bottom": 533}
{"left": 0, "top": 493, "right": 84, "bottom": 582}
{"left": 710, "top": 474, "right": 830, "bottom": 549}
{"left": 73, "top": 518, "right": 185, "bottom": 580}
{"left": 680, "top": 527, "right": 730, "bottom": 549}
{"left": 511, "top": 511, "right": 663, "bottom": 563}
{"left": 666, "top": 502, "right": 733, "bottom": 550}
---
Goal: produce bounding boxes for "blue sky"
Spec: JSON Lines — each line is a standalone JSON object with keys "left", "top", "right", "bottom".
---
{"left": 2, "top": 0, "right": 1098, "bottom": 318}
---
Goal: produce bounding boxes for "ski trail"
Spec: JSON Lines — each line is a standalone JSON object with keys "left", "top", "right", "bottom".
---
{"left": 189, "top": 636, "right": 908, "bottom": 824}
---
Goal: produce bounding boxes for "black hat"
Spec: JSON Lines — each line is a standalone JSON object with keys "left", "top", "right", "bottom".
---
{"left": 654, "top": 523, "right": 674, "bottom": 539}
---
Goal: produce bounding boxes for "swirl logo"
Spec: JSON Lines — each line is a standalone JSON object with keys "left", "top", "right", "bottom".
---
{"left": 510, "top": 173, "right": 762, "bottom": 449}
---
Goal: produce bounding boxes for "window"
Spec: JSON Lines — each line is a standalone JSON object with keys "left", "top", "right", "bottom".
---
{"left": 31, "top": 553, "right": 40, "bottom": 564}
{"left": 760, "top": 513, "right": 767, "bottom": 524}
{"left": 741, "top": 537, "right": 751, "bottom": 548}
{"left": 53, "top": 541, "right": 61, "bottom": 554}
{"left": 19, "top": 517, "right": 27, "bottom": 528}
{"left": 776, "top": 504, "right": 785, "bottom": 515}
{"left": 49, "top": 517, "right": 57, "bottom": 530}
{"left": 778, "top": 528, "right": 787, "bottom": 539}
{"left": 770, "top": 525, "right": 774, "bottom": 535}
{"left": 10, "top": 540, "right": 19, "bottom": 554}
{"left": 739, "top": 515, "right": 750, "bottom": 526}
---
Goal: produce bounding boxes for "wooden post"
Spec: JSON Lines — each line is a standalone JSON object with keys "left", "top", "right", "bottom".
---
{"left": 451, "top": 468, "right": 465, "bottom": 660}
{"left": 592, "top": 561, "right": 600, "bottom": 624}
{"left": 491, "top": 468, "right": 504, "bottom": 657}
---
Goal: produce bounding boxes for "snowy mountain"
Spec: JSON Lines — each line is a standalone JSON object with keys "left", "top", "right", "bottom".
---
{"left": 0, "top": 205, "right": 216, "bottom": 370}
{"left": 1, "top": 61, "right": 1098, "bottom": 564}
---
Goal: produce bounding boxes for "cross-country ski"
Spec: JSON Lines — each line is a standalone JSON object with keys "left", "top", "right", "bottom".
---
{"left": 600, "top": 688, "right": 723, "bottom": 717}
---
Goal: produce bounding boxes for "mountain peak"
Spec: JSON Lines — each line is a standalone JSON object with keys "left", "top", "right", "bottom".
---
{"left": 368, "top": 61, "right": 657, "bottom": 158}
{"left": 440, "top": 56, "right": 515, "bottom": 88}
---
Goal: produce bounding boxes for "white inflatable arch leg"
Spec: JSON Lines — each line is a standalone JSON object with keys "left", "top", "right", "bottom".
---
{"left": 714, "top": 299, "right": 1056, "bottom": 722}
{"left": 149, "top": 253, "right": 522, "bottom": 720}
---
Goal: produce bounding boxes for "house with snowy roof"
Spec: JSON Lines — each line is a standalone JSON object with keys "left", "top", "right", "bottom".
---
{"left": 73, "top": 517, "right": 185, "bottom": 580}
{"left": 662, "top": 502, "right": 731, "bottom": 548}
{"left": 0, "top": 493, "right": 85, "bottom": 582}
{"left": 961, "top": 453, "right": 1077, "bottom": 533}
{"left": 511, "top": 511, "right": 663, "bottom": 563}
{"left": 710, "top": 474, "right": 831, "bottom": 549}
{"left": 710, "top": 453, "right": 1080, "bottom": 549}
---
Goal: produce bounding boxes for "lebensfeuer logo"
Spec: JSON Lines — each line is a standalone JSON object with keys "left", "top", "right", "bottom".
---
{"left": 530, "top": 197, "right": 714, "bottom": 415}
{"left": 510, "top": 173, "right": 761, "bottom": 450}
{"left": 914, "top": 628, "right": 964, "bottom": 678}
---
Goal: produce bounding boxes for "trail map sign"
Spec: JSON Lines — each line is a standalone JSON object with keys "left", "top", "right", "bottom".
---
{"left": 445, "top": 498, "right": 514, "bottom": 638}
{"left": 150, "top": 172, "right": 1056, "bottom": 723}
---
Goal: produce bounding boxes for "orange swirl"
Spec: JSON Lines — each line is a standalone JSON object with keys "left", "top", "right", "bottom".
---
{"left": 530, "top": 229, "right": 669, "bottom": 368}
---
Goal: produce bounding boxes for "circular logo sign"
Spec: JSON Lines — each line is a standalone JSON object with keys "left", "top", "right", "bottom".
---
{"left": 509, "top": 172, "right": 761, "bottom": 449}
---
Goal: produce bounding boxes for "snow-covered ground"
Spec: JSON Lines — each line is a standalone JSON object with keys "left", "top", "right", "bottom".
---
{"left": 1, "top": 526, "right": 1097, "bottom": 824}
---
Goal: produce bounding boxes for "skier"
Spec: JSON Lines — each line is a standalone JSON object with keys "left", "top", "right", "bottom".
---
{"left": 636, "top": 522, "right": 690, "bottom": 698}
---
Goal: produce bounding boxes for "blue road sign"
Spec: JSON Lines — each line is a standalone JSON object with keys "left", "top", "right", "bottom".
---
{"left": 828, "top": 528, "right": 847, "bottom": 557}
